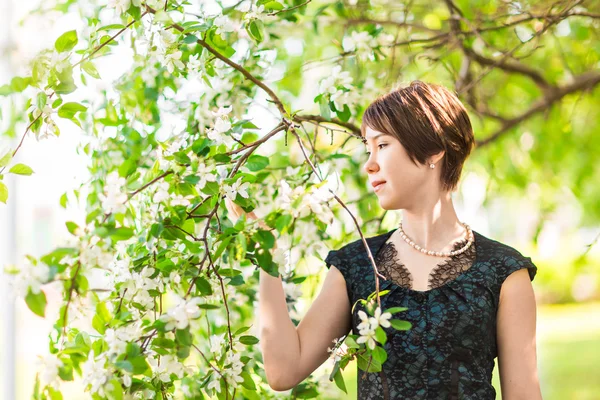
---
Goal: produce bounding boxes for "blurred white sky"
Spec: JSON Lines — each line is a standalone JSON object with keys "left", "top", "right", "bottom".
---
{"left": 0, "top": 0, "right": 599, "bottom": 398}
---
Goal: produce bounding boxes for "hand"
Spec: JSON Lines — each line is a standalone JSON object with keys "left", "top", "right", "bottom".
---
{"left": 225, "top": 196, "right": 258, "bottom": 223}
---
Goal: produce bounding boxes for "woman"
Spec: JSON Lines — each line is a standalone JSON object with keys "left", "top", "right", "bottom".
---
{"left": 226, "top": 81, "right": 543, "bottom": 399}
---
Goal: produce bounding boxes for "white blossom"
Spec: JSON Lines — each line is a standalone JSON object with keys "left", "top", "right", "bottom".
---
{"left": 187, "top": 53, "right": 202, "bottom": 72}
{"left": 214, "top": 15, "right": 235, "bottom": 36}
{"left": 159, "top": 49, "right": 184, "bottom": 74}
{"left": 9, "top": 259, "right": 49, "bottom": 298}
{"left": 108, "top": 0, "right": 131, "bottom": 15}
{"left": 196, "top": 163, "right": 217, "bottom": 189}
{"left": 211, "top": 105, "right": 233, "bottom": 118}
{"left": 272, "top": 246, "right": 292, "bottom": 277}
{"left": 159, "top": 296, "right": 202, "bottom": 331}
{"left": 319, "top": 65, "right": 353, "bottom": 95}
{"left": 214, "top": 117, "right": 232, "bottom": 134}
{"left": 282, "top": 280, "right": 303, "bottom": 301}
{"left": 104, "top": 322, "right": 143, "bottom": 358}
{"left": 243, "top": 5, "right": 265, "bottom": 22}
{"left": 210, "top": 334, "right": 225, "bottom": 354}
{"left": 223, "top": 180, "right": 250, "bottom": 200}
{"left": 356, "top": 325, "right": 377, "bottom": 350}
{"left": 207, "top": 374, "right": 222, "bottom": 393}
{"left": 148, "top": 354, "right": 185, "bottom": 382}
{"left": 80, "top": 236, "right": 113, "bottom": 268}
{"left": 369, "top": 306, "right": 392, "bottom": 329}
{"left": 170, "top": 194, "right": 193, "bottom": 207}
{"left": 153, "top": 181, "right": 170, "bottom": 203}
{"left": 35, "top": 353, "right": 63, "bottom": 388}
{"left": 357, "top": 310, "right": 372, "bottom": 333}
{"left": 98, "top": 171, "right": 128, "bottom": 214}
{"left": 28, "top": 96, "right": 59, "bottom": 140}
{"left": 81, "top": 353, "right": 112, "bottom": 396}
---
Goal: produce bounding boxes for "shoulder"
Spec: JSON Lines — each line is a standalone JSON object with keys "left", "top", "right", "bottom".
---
{"left": 475, "top": 231, "right": 537, "bottom": 283}
{"left": 325, "top": 229, "right": 393, "bottom": 270}
{"left": 337, "top": 229, "right": 393, "bottom": 258}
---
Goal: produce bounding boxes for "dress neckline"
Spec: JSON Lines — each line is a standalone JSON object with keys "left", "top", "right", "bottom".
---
{"left": 374, "top": 228, "right": 482, "bottom": 295}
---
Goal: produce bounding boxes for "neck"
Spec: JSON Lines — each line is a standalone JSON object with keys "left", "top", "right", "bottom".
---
{"left": 400, "top": 191, "right": 466, "bottom": 251}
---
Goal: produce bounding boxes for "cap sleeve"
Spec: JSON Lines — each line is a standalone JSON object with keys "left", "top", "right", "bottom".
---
{"left": 500, "top": 254, "right": 537, "bottom": 286}
{"left": 324, "top": 248, "right": 353, "bottom": 304}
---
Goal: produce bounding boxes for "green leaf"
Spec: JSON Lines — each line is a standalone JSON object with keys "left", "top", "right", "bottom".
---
{"left": 344, "top": 335, "right": 360, "bottom": 349}
{"left": 82, "top": 61, "right": 101, "bottom": 79}
{"left": 371, "top": 346, "right": 388, "bottom": 364}
{"left": 246, "top": 154, "right": 269, "bottom": 171}
{"left": 106, "top": 378, "right": 123, "bottom": 400}
{"left": 0, "top": 181, "right": 9, "bottom": 203}
{"left": 385, "top": 306, "right": 408, "bottom": 314}
{"left": 336, "top": 103, "right": 351, "bottom": 122}
{"left": 129, "top": 356, "right": 150, "bottom": 375}
{"left": 319, "top": 96, "right": 331, "bottom": 119}
{"left": 263, "top": 1, "right": 284, "bottom": 12}
{"left": 55, "top": 66, "right": 77, "bottom": 94}
{"left": 10, "top": 76, "right": 31, "bottom": 92}
{"left": 333, "top": 367, "right": 347, "bottom": 393}
{"left": 176, "top": 329, "right": 193, "bottom": 346}
{"left": 47, "top": 386, "right": 63, "bottom": 400}
{"left": 97, "top": 301, "right": 112, "bottom": 323}
{"left": 110, "top": 227, "right": 134, "bottom": 241}
{"left": 9, "top": 163, "right": 34, "bottom": 176}
{"left": 152, "top": 338, "right": 175, "bottom": 349}
{"left": 374, "top": 326, "right": 387, "bottom": 345}
{"left": 65, "top": 221, "right": 79, "bottom": 235}
{"left": 58, "top": 362, "right": 74, "bottom": 381}
{"left": 25, "top": 289, "right": 47, "bottom": 317}
{"left": 194, "top": 276, "right": 213, "bottom": 296}
{"left": 183, "top": 34, "right": 199, "bottom": 43}
{"left": 218, "top": 268, "right": 241, "bottom": 277}
{"left": 58, "top": 102, "right": 88, "bottom": 119}
{"left": 0, "top": 84, "right": 12, "bottom": 96}
{"left": 92, "top": 314, "right": 106, "bottom": 334}
{"left": 367, "top": 289, "right": 390, "bottom": 302}
{"left": 239, "top": 335, "right": 259, "bottom": 345}
{"left": 234, "top": 326, "right": 251, "bottom": 336}
{"left": 60, "top": 192, "right": 68, "bottom": 208}
{"left": 36, "top": 91, "right": 47, "bottom": 110}
{"left": 198, "top": 303, "right": 220, "bottom": 309}
{"left": 55, "top": 30, "right": 78, "bottom": 52}
{"left": 0, "top": 151, "right": 12, "bottom": 167}
{"left": 240, "top": 370, "right": 256, "bottom": 390}
{"left": 356, "top": 352, "right": 382, "bottom": 373}
{"left": 98, "top": 24, "right": 125, "bottom": 31}
{"left": 390, "top": 319, "right": 412, "bottom": 331}
{"left": 247, "top": 20, "right": 265, "bottom": 44}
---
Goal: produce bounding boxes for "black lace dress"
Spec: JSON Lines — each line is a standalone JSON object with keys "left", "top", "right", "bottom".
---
{"left": 324, "top": 228, "right": 537, "bottom": 400}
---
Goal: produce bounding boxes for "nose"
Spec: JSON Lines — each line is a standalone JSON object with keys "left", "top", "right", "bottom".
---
{"left": 363, "top": 155, "right": 380, "bottom": 175}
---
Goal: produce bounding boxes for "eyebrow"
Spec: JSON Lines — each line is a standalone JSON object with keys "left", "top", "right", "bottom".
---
{"left": 362, "top": 133, "right": 391, "bottom": 143}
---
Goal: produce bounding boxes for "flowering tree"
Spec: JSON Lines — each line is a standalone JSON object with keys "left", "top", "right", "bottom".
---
{"left": 2, "top": 0, "right": 599, "bottom": 399}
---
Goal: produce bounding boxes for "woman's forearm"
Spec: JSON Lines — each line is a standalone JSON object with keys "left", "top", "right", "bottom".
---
{"left": 255, "top": 221, "right": 300, "bottom": 390}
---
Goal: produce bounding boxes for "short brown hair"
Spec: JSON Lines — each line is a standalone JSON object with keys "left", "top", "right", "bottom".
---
{"left": 360, "top": 81, "right": 474, "bottom": 192}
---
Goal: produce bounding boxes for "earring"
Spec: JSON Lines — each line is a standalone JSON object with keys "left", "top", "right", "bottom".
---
{"left": 429, "top": 163, "right": 435, "bottom": 169}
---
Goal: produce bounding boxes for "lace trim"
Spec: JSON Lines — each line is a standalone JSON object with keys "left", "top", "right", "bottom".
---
{"left": 375, "top": 238, "right": 476, "bottom": 290}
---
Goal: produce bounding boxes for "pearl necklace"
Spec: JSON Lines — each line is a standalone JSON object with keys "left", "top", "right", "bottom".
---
{"left": 398, "top": 222, "right": 474, "bottom": 257}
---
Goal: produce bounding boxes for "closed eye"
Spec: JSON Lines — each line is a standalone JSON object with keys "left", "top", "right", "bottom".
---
{"left": 366, "top": 143, "right": 387, "bottom": 156}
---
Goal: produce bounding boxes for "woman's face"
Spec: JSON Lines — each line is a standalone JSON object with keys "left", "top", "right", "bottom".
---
{"left": 362, "top": 126, "right": 437, "bottom": 210}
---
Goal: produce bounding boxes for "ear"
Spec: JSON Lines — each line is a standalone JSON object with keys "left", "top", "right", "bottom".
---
{"left": 430, "top": 150, "right": 445, "bottom": 164}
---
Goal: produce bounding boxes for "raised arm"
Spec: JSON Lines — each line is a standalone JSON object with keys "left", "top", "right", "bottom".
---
{"left": 259, "top": 261, "right": 352, "bottom": 391}
{"left": 496, "top": 268, "right": 543, "bottom": 399}
{"left": 224, "top": 198, "right": 352, "bottom": 391}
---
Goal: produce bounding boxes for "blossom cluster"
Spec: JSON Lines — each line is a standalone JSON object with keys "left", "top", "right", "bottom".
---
{"left": 356, "top": 307, "right": 392, "bottom": 350}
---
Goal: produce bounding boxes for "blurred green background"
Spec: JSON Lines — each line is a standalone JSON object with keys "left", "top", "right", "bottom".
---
{"left": 1, "top": 0, "right": 600, "bottom": 398}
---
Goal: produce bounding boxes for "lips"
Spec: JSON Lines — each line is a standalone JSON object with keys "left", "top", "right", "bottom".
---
{"left": 371, "top": 180, "right": 386, "bottom": 188}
